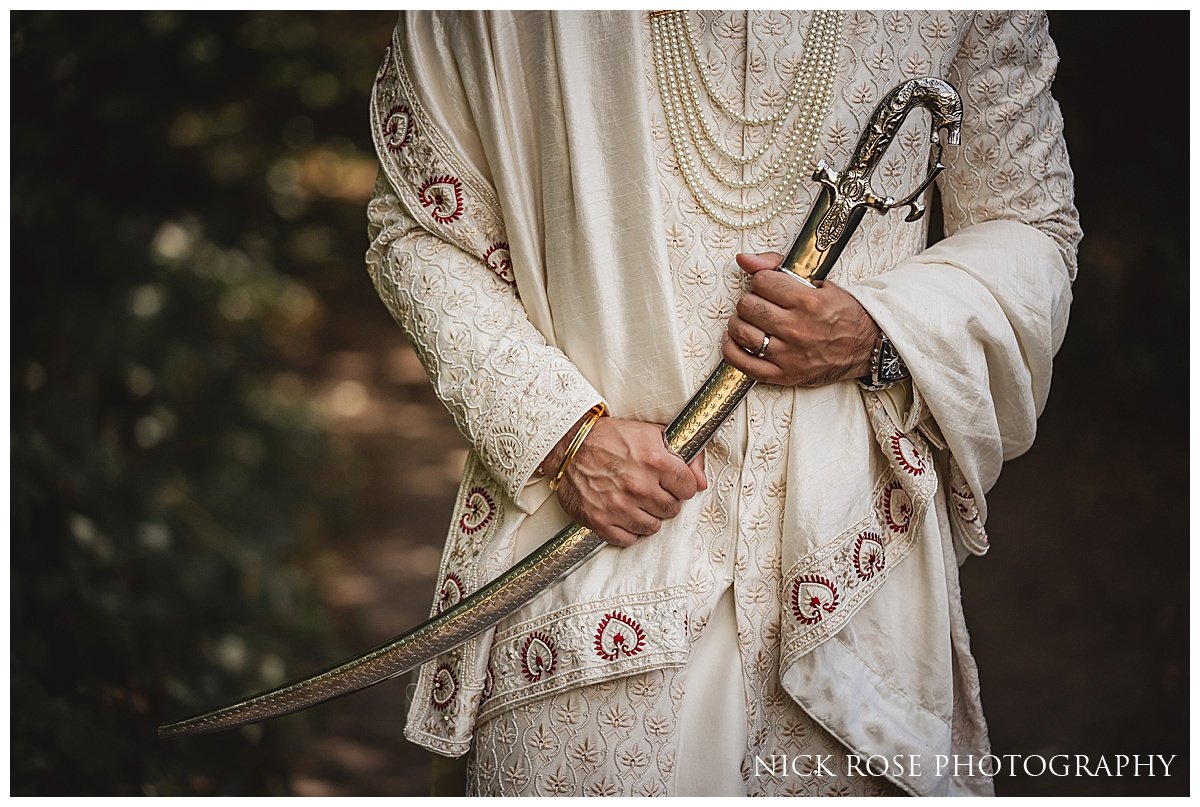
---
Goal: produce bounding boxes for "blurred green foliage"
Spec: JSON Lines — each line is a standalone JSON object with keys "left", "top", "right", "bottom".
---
{"left": 11, "top": 11, "right": 394, "bottom": 794}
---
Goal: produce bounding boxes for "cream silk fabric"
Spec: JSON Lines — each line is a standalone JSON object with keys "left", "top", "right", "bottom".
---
{"left": 365, "top": 11, "right": 1080, "bottom": 796}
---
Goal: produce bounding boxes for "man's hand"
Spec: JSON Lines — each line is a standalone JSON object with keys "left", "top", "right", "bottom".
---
{"left": 722, "top": 251, "right": 881, "bottom": 386}
{"left": 541, "top": 416, "right": 706, "bottom": 547}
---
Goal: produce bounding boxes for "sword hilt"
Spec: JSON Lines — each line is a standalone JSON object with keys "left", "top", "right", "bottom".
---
{"left": 779, "top": 77, "right": 963, "bottom": 285}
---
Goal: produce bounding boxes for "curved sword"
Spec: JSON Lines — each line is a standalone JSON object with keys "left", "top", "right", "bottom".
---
{"left": 158, "top": 77, "right": 962, "bottom": 740}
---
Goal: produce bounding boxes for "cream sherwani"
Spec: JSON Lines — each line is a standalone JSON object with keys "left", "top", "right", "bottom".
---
{"left": 365, "top": 11, "right": 1079, "bottom": 797}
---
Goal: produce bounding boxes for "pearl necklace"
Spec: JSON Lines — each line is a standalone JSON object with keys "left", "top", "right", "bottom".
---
{"left": 650, "top": 11, "right": 843, "bottom": 230}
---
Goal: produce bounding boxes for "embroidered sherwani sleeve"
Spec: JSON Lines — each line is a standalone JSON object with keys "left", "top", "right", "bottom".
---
{"left": 366, "top": 27, "right": 604, "bottom": 509}
{"left": 844, "top": 10, "right": 1082, "bottom": 535}
{"left": 940, "top": 10, "right": 1081, "bottom": 279}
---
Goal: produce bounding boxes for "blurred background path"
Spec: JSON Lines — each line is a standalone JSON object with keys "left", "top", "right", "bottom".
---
{"left": 274, "top": 251, "right": 463, "bottom": 796}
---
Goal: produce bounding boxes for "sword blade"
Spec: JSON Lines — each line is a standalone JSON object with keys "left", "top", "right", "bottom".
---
{"left": 158, "top": 361, "right": 752, "bottom": 740}
{"left": 158, "top": 519, "right": 605, "bottom": 739}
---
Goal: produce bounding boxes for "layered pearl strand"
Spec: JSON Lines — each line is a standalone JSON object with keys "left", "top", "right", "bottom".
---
{"left": 650, "top": 11, "right": 843, "bottom": 230}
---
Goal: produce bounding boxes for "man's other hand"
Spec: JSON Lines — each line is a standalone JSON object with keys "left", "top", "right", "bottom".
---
{"left": 722, "top": 251, "right": 881, "bottom": 386}
{"left": 542, "top": 417, "right": 706, "bottom": 547}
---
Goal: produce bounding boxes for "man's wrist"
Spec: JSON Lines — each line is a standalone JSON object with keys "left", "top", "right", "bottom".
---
{"left": 539, "top": 429, "right": 574, "bottom": 477}
{"left": 850, "top": 317, "right": 883, "bottom": 380}
{"left": 539, "top": 408, "right": 600, "bottom": 477}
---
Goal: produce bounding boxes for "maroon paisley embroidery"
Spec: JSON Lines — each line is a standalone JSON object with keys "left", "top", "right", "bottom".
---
{"left": 593, "top": 611, "right": 647, "bottom": 661}
{"left": 520, "top": 632, "right": 558, "bottom": 682}
{"left": 381, "top": 104, "right": 414, "bottom": 153}
{"left": 890, "top": 432, "right": 926, "bottom": 476}
{"left": 483, "top": 241, "right": 515, "bottom": 285}
{"left": 430, "top": 662, "right": 457, "bottom": 711}
{"left": 881, "top": 479, "right": 914, "bottom": 534}
{"left": 437, "top": 572, "right": 465, "bottom": 612}
{"left": 458, "top": 486, "right": 495, "bottom": 535}
{"left": 419, "top": 174, "right": 465, "bottom": 224}
{"left": 852, "top": 532, "right": 886, "bottom": 580}
{"left": 951, "top": 480, "right": 980, "bottom": 524}
{"left": 790, "top": 575, "right": 840, "bottom": 625}
{"left": 481, "top": 662, "right": 495, "bottom": 702}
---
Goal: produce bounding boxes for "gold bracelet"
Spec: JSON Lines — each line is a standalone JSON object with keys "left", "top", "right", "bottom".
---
{"left": 549, "top": 403, "right": 607, "bottom": 492}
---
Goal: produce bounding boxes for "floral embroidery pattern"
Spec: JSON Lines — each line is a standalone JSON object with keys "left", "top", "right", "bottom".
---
{"left": 481, "top": 662, "right": 495, "bottom": 702}
{"left": 468, "top": 648, "right": 900, "bottom": 795}
{"left": 520, "top": 632, "right": 558, "bottom": 682}
{"left": 951, "top": 479, "right": 979, "bottom": 524}
{"left": 398, "top": 459, "right": 513, "bottom": 756}
{"left": 382, "top": 104, "right": 414, "bottom": 152}
{"left": 483, "top": 241, "right": 515, "bottom": 285}
{"left": 372, "top": 37, "right": 509, "bottom": 271}
{"left": 880, "top": 479, "right": 913, "bottom": 534}
{"left": 458, "top": 487, "right": 495, "bottom": 535}
{"left": 790, "top": 575, "right": 840, "bottom": 625}
{"left": 851, "top": 532, "right": 886, "bottom": 580}
{"left": 781, "top": 397, "right": 940, "bottom": 666}
{"left": 438, "top": 572, "right": 465, "bottom": 612}
{"left": 948, "top": 456, "right": 991, "bottom": 557}
{"left": 593, "top": 612, "right": 647, "bottom": 661}
{"left": 431, "top": 662, "right": 458, "bottom": 710}
{"left": 468, "top": 668, "right": 686, "bottom": 796}
{"left": 368, "top": 189, "right": 600, "bottom": 509}
{"left": 890, "top": 431, "right": 927, "bottom": 476}
{"left": 375, "top": 44, "right": 392, "bottom": 85}
{"left": 479, "top": 590, "right": 687, "bottom": 723}
{"left": 419, "top": 175, "right": 466, "bottom": 224}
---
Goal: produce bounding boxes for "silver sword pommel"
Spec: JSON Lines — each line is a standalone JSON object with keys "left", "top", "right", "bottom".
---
{"left": 779, "top": 77, "right": 964, "bottom": 288}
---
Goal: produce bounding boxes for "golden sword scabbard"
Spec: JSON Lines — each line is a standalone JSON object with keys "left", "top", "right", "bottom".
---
{"left": 158, "top": 77, "right": 962, "bottom": 740}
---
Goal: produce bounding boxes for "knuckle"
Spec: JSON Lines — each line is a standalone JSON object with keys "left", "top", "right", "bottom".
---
{"left": 627, "top": 480, "right": 651, "bottom": 500}
{"left": 640, "top": 448, "right": 662, "bottom": 468}
{"left": 756, "top": 272, "right": 783, "bottom": 299}
{"left": 653, "top": 451, "right": 677, "bottom": 473}
{"left": 674, "top": 469, "right": 697, "bottom": 498}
